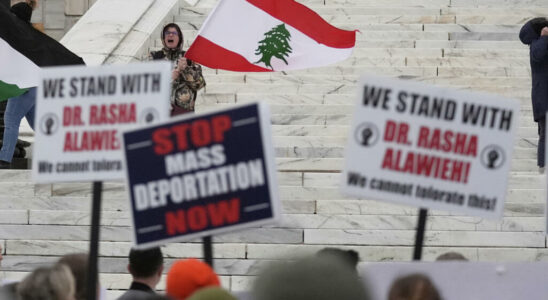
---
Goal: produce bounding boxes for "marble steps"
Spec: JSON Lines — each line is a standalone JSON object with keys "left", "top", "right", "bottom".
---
{"left": 449, "top": 0, "right": 548, "bottom": 7}
{"left": 1, "top": 210, "right": 545, "bottom": 233}
{"left": 442, "top": 7, "right": 548, "bottom": 15}
{"left": 205, "top": 74, "right": 531, "bottom": 87}
{"left": 5, "top": 240, "right": 548, "bottom": 263}
{"left": 443, "top": 48, "right": 528, "bottom": 57}
{"left": 60, "top": 0, "right": 157, "bottom": 66}
{"left": 416, "top": 40, "right": 525, "bottom": 49}
{"left": 303, "top": 229, "right": 546, "bottom": 247}
{"left": 206, "top": 65, "right": 529, "bottom": 78}
{"left": 204, "top": 83, "right": 530, "bottom": 96}
{"left": 406, "top": 57, "right": 528, "bottom": 67}
{"left": 0, "top": 223, "right": 544, "bottom": 248}
{"left": 424, "top": 24, "right": 522, "bottom": 32}
{"left": 104, "top": 0, "right": 180, "bottom": 65}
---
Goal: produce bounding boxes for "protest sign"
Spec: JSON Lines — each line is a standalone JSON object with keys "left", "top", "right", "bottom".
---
{"left": 32, "top": 62, "right": 171, "bottom": 183}
{"left": 341, "top": 75, "right": 519, "bottom": 219}
{"left": 122, "top": 102, "right": 280, "bottom": 248}
{"left": 360, "top": 262, "right": 548, "bottom": 300}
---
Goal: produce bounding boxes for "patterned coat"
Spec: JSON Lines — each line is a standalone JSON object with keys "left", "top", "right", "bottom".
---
{"left": 149, "top": 48, "right": 205, "bottom": 113}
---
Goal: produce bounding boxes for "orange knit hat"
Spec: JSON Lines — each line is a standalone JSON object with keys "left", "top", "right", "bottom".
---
{"left": 166, "top": 259, "right": 221, "bottom": 300}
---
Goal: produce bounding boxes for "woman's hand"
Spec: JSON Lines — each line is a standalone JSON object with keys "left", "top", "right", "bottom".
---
{"left": 178, "top": 58, "right": 188, "bottom": 70}
{"left": 172, "top": 68, "right": 179, "bottom": 80}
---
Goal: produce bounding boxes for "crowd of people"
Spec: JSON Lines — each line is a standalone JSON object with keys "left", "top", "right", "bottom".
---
{"left": 0, "top": 244, "right": 465, "bottom": 300}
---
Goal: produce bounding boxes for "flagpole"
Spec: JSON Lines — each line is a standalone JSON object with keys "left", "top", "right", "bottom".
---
{"left": 203, "top": 236, "right": 214, "bottom": 267}
{"left": 87, "top": 181, "right": 102, "bottom": 300}
{"left": 413, "top": 208, "right": 428, "bottom": 260}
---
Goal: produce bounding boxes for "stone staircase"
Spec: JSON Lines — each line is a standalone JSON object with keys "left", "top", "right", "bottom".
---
{"left": 2, "top": 0, "right": 548, "bottom": 298}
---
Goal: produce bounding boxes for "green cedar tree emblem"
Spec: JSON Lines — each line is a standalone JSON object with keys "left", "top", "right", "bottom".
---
{"left": 254, "top": 24, "right": 292, "bottom": 70}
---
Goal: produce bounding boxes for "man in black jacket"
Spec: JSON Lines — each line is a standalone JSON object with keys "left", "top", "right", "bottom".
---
{"left": 520, "top": 17, "right": 548, "bottom": 173}
{"left": 117, "top": 247, "right": 164, "bottom": 300}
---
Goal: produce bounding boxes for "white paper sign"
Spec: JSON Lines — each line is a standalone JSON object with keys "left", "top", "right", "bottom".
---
{"left": 360, "top": 262, "right": 548, "bottom": 300}
{"left": 341, "top": 75, "right": 519, "bottom": 219}
{"left": 32, "top": 62, "right": 171, "bottom": 183}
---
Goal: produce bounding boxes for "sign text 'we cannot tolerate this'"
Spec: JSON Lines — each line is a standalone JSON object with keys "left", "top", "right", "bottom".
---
{"left": 341, "top": 75, "right": 519, "bottom": 219}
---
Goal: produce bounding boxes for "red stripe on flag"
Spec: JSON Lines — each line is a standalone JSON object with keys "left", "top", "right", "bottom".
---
{"left": 246, "top": 0, "right": 355, "bottom": 49}
{"left": 185, "top": 36, "right": 271, "bottom": 72}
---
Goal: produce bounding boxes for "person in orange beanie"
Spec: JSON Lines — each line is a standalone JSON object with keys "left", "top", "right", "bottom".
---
{"left": 166, "top": 259, "right": 220, "bottom": 300}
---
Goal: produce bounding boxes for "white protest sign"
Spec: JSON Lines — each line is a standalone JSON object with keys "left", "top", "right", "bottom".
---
{"left": 341, "top": 75, "right": 519, "bottom": 219}
{"left": 32, "top": 62, "right": 171, "bottom": 183}
{"left": 360, "top": 262, "right": 548, "bottom": 300}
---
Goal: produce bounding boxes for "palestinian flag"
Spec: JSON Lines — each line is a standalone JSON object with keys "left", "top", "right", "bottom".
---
{"left": 185, "top": 0, "right": 356, "bottom": 72}
{"left": 0, "top": 4, "right": 85, "bottom": 101}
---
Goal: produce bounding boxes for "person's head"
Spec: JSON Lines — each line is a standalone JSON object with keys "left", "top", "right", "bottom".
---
{"left": 17, "top": 264, "right": 75, "bottom": 300}
{"left": 57, "top": 253, "right": 89, "bottom": 300}
{"left": 10, "top": 1, "right": 32, "bottom": 23}
{"left": 530, "top": 17, "right": 548, "bottom": 36}
{"left": 162, "top": 23, "right": 183, "bottom": 50}
{"left": 187, "top": 287, "right": 237, "bottom": 300}
{"left": 316, "top": 248, "right": 360, "bottom": 272}
{"left": 388, "top": 273, "right": 441, "bottom": 300}
{"left": 128, "top": 247, "right": 164, "bottom": 288}
{"left": 26, "top": 0, "right": 37, "bottom": 9}
{"left": 166, "top": 259, "right": 220, "bottom": 300}
{"left": 435, "top": 251, "right": 468, "bottom": 261}
{"left": 252, "top": 256, "right": 370, "bottom": 300}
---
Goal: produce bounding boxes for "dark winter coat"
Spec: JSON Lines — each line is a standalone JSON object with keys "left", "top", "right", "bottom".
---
{"left": 149, "top": 23, "right": 205, "bottom": 115}
{"left": 519, "top": 19, "right": 548, "bottom": 121}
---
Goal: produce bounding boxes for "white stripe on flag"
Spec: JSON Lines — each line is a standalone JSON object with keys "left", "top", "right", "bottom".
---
{"left": 197, "top": 0, "right": 352, "bottom": 71}
{"left": 0, "top": 37, "right": 40, "bottom": 88}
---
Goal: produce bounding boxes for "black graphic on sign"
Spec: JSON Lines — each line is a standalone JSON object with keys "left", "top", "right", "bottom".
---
{"left": 354, "top": 122, "right": 379, "bottom": 147}
{"left": 480, "top": 145, "right": 505, "bottom": 170}
{"left": 40, "top": 113, "right": 59, "bottom": 136}
{"left": 140, "top": 108, "right": 159, "bottom": 124}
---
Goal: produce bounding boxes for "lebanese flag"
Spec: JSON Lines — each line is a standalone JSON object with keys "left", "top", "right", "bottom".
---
{"left": 185, "top": 0, "right": 356, "bottom": 72}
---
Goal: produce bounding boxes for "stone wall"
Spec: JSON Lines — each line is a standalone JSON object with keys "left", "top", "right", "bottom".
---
{"left": 10, "top": 0, "right": 96, "bottom": 40}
